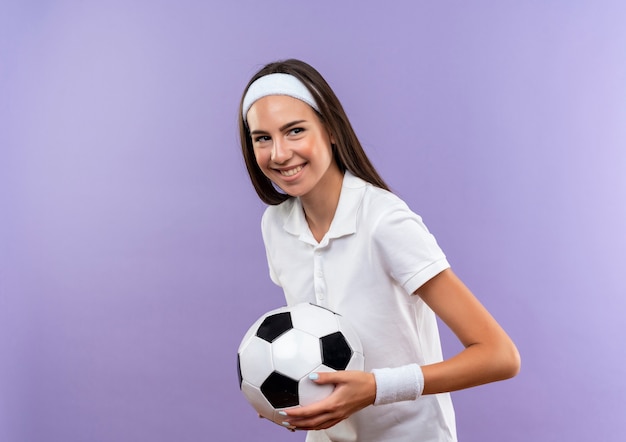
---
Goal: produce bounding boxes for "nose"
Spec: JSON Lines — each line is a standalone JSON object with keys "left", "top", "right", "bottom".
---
{"left": 270, "top": 139, "right": 291, "bottom": 164}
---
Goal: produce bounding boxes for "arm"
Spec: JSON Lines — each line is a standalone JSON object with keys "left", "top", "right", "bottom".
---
{"left": 417, "top": 268, "right": 520, "bottom": 394}
{"left": 279, "top": 269, "right": 520, "bottom": 431}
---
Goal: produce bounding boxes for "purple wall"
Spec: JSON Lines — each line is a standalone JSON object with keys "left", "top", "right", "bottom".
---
{"left": 2, "top": 1, "right": 625, "bottom": 441}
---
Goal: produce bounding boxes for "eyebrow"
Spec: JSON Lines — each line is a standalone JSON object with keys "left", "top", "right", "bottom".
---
{"left": 250, "top": 120, "right": 307, "bottom": 135}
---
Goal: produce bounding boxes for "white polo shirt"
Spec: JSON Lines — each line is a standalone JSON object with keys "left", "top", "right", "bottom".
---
{"left": 261, "top": 171, "right": 457, "bottom": 442}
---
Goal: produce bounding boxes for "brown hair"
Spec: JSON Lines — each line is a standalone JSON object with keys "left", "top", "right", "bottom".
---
{"left": 238, "top": 59, "right": 389, "bottom": 205}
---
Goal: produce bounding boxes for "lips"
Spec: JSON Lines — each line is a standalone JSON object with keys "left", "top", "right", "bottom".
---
{"left": 277, "top": 164, "right": 304, "bottom": 177}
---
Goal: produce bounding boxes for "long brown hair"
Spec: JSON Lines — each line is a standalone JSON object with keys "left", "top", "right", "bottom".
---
{"left": 239, "top": 59, "right": 389, "bottom": 205}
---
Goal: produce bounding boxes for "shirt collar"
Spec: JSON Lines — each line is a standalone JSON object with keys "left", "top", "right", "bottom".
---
{"left": 283, "top": 170, "right": 367, "bottom": 246}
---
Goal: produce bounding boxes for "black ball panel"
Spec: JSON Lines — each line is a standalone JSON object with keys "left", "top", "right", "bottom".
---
{"left": 320, "top": 332, "right": 353, "bottom": 370}
{"left": 260, "top": 371, "right": 299, "bottom": 408}
{"left": 256, "top": 312, "right": 293, "bottom": 343}
{"left": 237, "top": 354, "right": 243, "bottom": 388}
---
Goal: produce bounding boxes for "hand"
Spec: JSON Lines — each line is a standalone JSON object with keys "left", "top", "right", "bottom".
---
{"left": 280, "top": 370, "right": 376, "bottom": 431}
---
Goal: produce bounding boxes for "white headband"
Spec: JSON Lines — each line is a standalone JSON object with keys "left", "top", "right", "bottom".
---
{"left": 242, "top": 73, "right": 320, "bottom": 121}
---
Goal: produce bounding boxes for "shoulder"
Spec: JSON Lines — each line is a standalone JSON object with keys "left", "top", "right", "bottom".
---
{"left": 357, "top": 183, "right": 438, "bottom": 246}
{"left": 261, "top": 198, "right": 297, "bottom": 237}
{"left": 262, "top": 198, "right": 295, "bottom": 221}
{"left": 344, "top": 171, "right": 411, "bottom": 217}
{"left": 360, "top": 183, "right": 416, "bottom": 224}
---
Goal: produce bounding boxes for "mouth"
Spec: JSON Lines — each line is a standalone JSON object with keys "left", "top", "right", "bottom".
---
{"left": 277, "top": 164, "right": 304, "bottom": 177}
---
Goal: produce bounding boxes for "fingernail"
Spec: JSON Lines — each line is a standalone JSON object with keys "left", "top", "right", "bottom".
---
{"left": 278, "top": 411, "right": 287, "bottom": 416}
{"left": 309, "top": 373, "right": 319, "bottom": 380}
{"left": 281, "top": 421, "right": 291, "bottom": 427}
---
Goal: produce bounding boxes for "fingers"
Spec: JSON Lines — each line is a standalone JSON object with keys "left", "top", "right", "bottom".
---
{"left": 279, "top": 390, "right": 349, "bottom": 430}
{"left": 280, "top": 421, "right": 296, "bottom": 432}
{"left": 308, "top": 369, "right": 349, "bottom": 385}
{"left": 282, "top": 411, "right": 341, "bottom": 431}
{"left": 278, "top": 370, "right": 375, "bottom": 431}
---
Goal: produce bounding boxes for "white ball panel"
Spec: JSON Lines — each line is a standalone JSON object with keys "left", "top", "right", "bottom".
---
{"left": 239, "top": 336, "right": 274, "bottom": 387}
{"left": 238, "top": 305, "right": 293, "bottom": 351}
{"left": 271, "top": 405, "right": 300, "bottom": 425}
{"left": 238, "top": 316, "right": 263, "bottom": 352}
{"left": 335, "top": 314, "right": 364, "bottom": 354}
{"left": 298, "top": 365, "right": 335, "bottom": 406}
{"left": 290, "top": 303, "right": 340, "bottom": 338}
{"left": 272, "top": 329, "right": 322, "bottom": 380}
{"left": 241, "top": 380, "right": 275, "bottom": 421}
{"left": 345, "top": 350, "right": 365, "bottom": 371}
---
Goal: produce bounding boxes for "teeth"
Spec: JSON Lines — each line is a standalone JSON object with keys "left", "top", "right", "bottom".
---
{"left": 280, "top": 165, "right": 303, "bottom": 177}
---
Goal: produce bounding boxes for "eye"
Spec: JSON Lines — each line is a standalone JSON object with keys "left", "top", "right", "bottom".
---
{"left": 289, "top": 127, "right": 304, "bottom": 136}
{"left": 254, "top": 135, "right": 271, "bottom": 143}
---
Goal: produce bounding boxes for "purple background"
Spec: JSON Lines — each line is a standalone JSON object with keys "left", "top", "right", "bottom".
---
{"left": 1, "top": 1, "right": 625, "bottom": 441}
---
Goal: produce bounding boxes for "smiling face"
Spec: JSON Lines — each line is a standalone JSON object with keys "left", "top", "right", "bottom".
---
{"left": 246, "top": 95, "right": 342, "bottom": 202}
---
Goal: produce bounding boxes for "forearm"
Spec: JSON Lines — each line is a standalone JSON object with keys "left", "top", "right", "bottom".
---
{"left": 415, "top": 269, "right": 521, "bottom": 395}
{"left": 422, "top": 338, "right": 520, "bottom": 395}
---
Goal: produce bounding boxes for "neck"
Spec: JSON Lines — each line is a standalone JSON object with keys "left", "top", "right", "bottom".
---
{"left": 300, "top": 165, "right": 344, "bottom": 242}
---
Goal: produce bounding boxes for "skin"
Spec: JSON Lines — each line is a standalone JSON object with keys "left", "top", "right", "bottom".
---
{"left": 247, "top": 95, "right": 342, "bottom": 242}
{"left": 246, "top": 95, "right": 521, "bottom": 432}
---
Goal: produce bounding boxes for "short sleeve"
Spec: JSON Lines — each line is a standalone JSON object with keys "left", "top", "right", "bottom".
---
{"left": 372, "top": 199, "right": 450, "bottom": 295}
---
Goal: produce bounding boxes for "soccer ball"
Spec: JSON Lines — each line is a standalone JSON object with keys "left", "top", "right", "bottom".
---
{"left": 237, "top": 302, "right": 364, "bottom": 426}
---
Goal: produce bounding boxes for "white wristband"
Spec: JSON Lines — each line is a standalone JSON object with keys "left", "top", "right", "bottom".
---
{"left": 371, "top": 363, "right": 425, "bottom": 405}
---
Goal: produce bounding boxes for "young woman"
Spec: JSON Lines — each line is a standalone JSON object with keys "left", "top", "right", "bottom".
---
{"left": 238, "top": 59, "right": 520, "bottom": 442}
